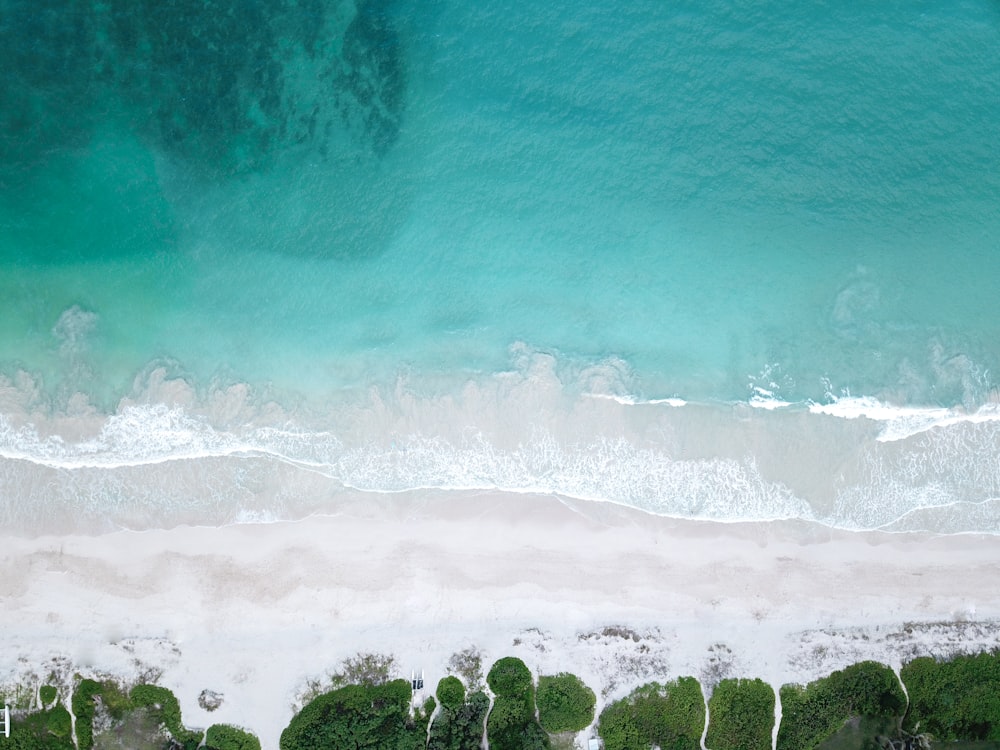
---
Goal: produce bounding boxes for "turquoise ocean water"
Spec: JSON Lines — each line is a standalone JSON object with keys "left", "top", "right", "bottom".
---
{"left": 1, "top": 0, "right": 999, "bottom": 533}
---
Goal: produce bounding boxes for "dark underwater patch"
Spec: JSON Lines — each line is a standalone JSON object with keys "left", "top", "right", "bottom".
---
{"left": 0, "top": 0, "right": 410, "bottom": 261}
{"left": 105, "top": 0, "right": 408, "bottom": 175}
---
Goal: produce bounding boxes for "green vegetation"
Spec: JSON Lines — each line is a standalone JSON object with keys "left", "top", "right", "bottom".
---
{"left": 813, "top": 715, "right": 901, "bottom": 750}
{"left": 97, "top": 681, "right": 133, "bottom": 721}
{"left": 129, "top": 683, "right": 202, "bottom": 748}
{"left": 705, "top": 678, "right": 775, "bottom": 750}
{"left": 91, "top": 708, "right": 165, "bottom": 750}
{"left": 416, "top": 696, "right": 437, "bottom": 738}
{"left": 205, "top": 724, "right": 262, "bottom": 750}
{"left": 901, "top": 652, "right": 1000, "bottom": 743}
{"left": 279, "top": 679, "right": 425, "bottom": 750}
{"left": 73, "top": 679, "right": 104, "bottom": 750}
{"left": 73, "top": 678, "right": 202, "bottom": 750}
{"left": 487, "top": 657, "right": 533, "bottom": 696}
{"left": 777, "top": 661, "right": 905, "bottom": 750}
{"left": 4, "top": 707, "right": 75, "bottom": 750}
{"left": 44, "top": 706, "right": 72, "bottom": 743}
{"left": 486, "top": 657, "right": 550, "bottom": 750}
{"left": 9, "top": 649, "right": 1000, "bottom": 750}
{"left": 537, "top": 673, "right": 597, "bottom": 733}
{"left": 427, "top": 690, "right": 490, "bottom": 750}
{"left": 38, "top": 686, "right": 57, "bottom": 707}
{"left": 597, "top": 678, "right": 706, "bottom": 750}
{"left": 437, "top": 676, "right": 466, "bottom": 711}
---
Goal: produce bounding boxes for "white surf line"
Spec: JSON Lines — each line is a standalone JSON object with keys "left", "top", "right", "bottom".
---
{"left": 874, "top": 496, "right": 1000, "bottom": 534}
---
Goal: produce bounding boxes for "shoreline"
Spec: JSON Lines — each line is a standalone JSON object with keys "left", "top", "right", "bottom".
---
{"left": 2, "top": 491, "right": 999, "bottom": 747}
{"left": 4, "top": 378, "right": 1000, "bottom": 535}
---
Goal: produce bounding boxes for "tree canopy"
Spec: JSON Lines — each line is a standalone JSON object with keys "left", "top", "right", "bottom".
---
{"left": 536, "top": 673, "right": 597, "bottom": 733}
{"left": 598, "top": 678, "right": 705, "bottom": 750}
{"left": 777, "top": 661, "right": 905, "bottom": 750}
{"left": 279, "top": 679, "right": 424, "bottom": 750}
{"left": 705, "top": 678, "right": 775, "bottom": 750}
{"left": 902, "top": 652, "right": 1000, "bottom": 742}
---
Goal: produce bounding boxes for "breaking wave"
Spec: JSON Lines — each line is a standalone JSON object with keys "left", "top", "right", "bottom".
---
{"left": 1, "top": 351, "right": 999, "bottom": 535}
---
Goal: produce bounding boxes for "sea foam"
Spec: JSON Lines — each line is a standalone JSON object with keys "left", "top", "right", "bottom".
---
{"left": 1, "top": 357, "right": 999, "bottom": 535}
{"left": 809, "top": 396, "right": 1000, "bottom": 443}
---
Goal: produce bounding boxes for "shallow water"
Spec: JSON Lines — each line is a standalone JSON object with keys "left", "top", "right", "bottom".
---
{"left": 1, "top": 0, "right": 999, "bottom": 533}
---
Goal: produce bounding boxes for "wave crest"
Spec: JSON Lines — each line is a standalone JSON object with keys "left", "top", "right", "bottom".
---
{"left": 1, "top": 359, "right": 999, "bottom": 535}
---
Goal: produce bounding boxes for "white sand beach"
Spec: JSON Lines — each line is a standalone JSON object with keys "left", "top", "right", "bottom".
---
{"left": 2, "top": 491, "right": 999, "bottom": 748}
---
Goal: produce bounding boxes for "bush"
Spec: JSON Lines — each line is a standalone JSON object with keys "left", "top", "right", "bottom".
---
{"left": 487, "top": 700, "right": 549, "bottom": 750}
{"left": 777, "top": 661, "right": 905, "bottom": 750}
{"left": 45, "top": 706, "right": 72, "bottom": 740}
{"left": 72, "top": 679, "right": 103, "bottom": 750}
{"left": 279, "top": 679, "right": 425, "bottom": 750}
{"left": 705, "top": 678, "right": 774, "bottom": 750}
{"left": 901, "top": 651, "right": 1000, "bottom": 742}
{"left": 330, "top": 652, "right": 397, "bottom": 687}
{"left": 97, "top": 680, "right": 132, "bottom": 720}
{"left": 74, "top": 679, "right": 204, "bottom": 750}
{"left": 414, "top": 696, "right": 437, "bottom": 737}
{"left": 487, "top": 657, "right": 533, "bottom": 697}
{"left": 6, "top": 709, "right": 74, "bottom": 750}
{"left": 486, "top": 657, "right": 549, "bottom": 750}
{"left": 598, "top": 678, "right": 705, "bottom": 750}
{"left": 205, "top": 724, "right": 262, "bottom": 750}
{"left": 129, "top": 684, "right": 202, "bottom": 748}
{"left": 537, "top": 673, "right": 596, "bottom": 733}
{"left": 437, "top": 676, "right": 466, "bottom": 711}
{"left": 39, "top": 686, "right": 57, "bottom": 707}
{"left": 428, "top": 689, "right": 490, "bottom": 750}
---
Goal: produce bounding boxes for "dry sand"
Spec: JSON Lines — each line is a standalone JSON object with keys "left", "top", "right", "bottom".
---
{"left": 2, "top": 491, "right": 1000, "bottom": 748}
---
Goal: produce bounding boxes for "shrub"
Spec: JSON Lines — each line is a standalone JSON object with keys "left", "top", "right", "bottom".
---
{"left": 487, "top": 657, "right": 533, "bottom": 697}
{"left": 45, "top": 706, "right": 72, "bottom": 740}
{"left": 39, "top": 686, "right": 57, "bottom": 707}
{"left": 6, "top": 709, "right": 74, "bottom": 750}
{"left": 537, "top": 673, "right": 597, "bottom": 733}
{"left": 414, "top": 696, "right": 437, "bottom": 737}
{"left": 129, "top": 683, "right": 202, "bottom": 748}
{"left": 598, "top": 678, "right": 705, "bottom": 750}
{"left": 330, "top": 652, "right": 397, "bottom": 687}
{"left": 205, "top": 724, "right": 262, "bottom": 750}
{"left": 487, "top": 700, "right": 549, "bottom": 750}
{"left": 437, "top": 676, "right": 466, "bottom": 711}
{"left": 705, "top": 678, "right": 774, "bottom": 750}
{"left": 428, "top": 689, "right": 490, "bottom": 750}
{"left": 98, "top": 680, "right": 132, "bottom": 720}
{"left": 777, "top": 661, "right": 905, "bottom": 750}
{"left": 486, "top": 657, "right": 549, "bottom": 750}
{"left": 901, "top": 651, "right": 1000, "bottom": 742}
{"left": 129, "top": 684, "right": 181, "bottom": 732}
{"left": 279, "top": 679, "right": 425, "bottom": 750}
{"left": 72, "top": 679, "right": 103, "bottom": 750}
